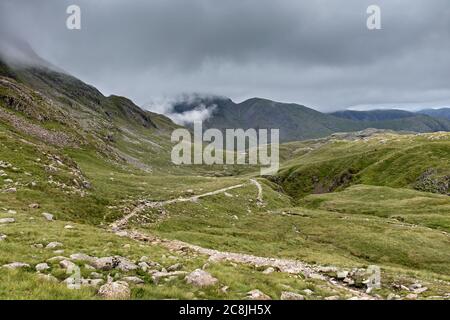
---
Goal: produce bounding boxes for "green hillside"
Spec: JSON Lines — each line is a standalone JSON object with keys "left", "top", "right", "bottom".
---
{"left": 1, "top": 50, "right": 450, "bottom": 300}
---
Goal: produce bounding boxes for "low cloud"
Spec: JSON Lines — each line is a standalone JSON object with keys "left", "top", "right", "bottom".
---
{"left": 1, "top": 0, "right": 450, "bottom": 111}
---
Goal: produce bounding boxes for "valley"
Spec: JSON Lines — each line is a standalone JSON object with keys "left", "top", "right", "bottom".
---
{"left": 0, "top": 46, "right": 449, "bottom": 300}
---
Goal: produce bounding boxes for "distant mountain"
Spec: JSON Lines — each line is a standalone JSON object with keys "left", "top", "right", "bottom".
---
{"left": 171, "top": 97, "right": 450, "bottom": 142}
{"left": 330, "top": 109, "right": 416, "bottom": 121}
{"left": 418, "top": 108, "right": 450, "bottom": 120}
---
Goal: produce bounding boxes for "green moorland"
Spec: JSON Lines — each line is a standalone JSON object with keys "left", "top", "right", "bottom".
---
{"left": 0, "top": 66, "right": 449, "bottom": 300}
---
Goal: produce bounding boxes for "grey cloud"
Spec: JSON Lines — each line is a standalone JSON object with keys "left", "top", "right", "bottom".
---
{"left": 0, "top": 0, "right": 449, "bottom": 112}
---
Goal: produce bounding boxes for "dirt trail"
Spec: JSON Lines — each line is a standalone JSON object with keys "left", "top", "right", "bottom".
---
{"left": 110, "top": 182, "right": 246, "bottom": 230}
{"left": 115, "top": 229, "right": 376, "bottom": 300}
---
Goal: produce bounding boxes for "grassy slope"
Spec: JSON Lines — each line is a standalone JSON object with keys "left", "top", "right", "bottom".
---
{"left": 1, "top": 63, "right": 449, "bottom": 299}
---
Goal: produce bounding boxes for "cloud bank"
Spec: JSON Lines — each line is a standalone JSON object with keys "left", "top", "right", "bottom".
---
{"left": 1, "top": 0, "right": 450, "bottom": 112}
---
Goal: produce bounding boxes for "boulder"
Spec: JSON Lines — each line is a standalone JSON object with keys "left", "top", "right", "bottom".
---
{"left": 91, "top": 257, "right": 116, "bottom": 270}
{"left": 46, "top": 242, "right": 63, "bottom": 249}
{"left": 35, "top": 263, "right": 50, "bottom": 272}
{"left": 70, "top": 253, "right": 97, "bottom": 264}
{"left": 262, "top": 267, "right": 275, "bottom": 274}
{"left": 167, "top": 263, "right": 183, "bottom": 272}
{"left": 152, "top": 271, "right": 187, "bottom": 284}
{"left": 90, "top": 272, "right": 103, "bottom": 279}
{"left": 47, "top": 256, "right": 69, "bottom": 262}
{"left": 98, "top": 281, "right": 131, "bottom": 300}
{"left": 0, "top": 218, "right": 15, "bottom": 224}
{"left": 122, "top": 276, "right": 145, "bottom": 284}
{"left": 42, "top": 212, "right": 54, "bottom": 221}
{"left": 115, "top": 257, "right": 138, "bottom": 272}
{"left": 2, "top": 262, "right": 30, "bottom": 269}
{"left": 36, "top": 273, "right": 58, "bottom": 282}
{"left": 81, "top": 278, "right": 104, "bottom": 287}
{"left": 185, "top": 269, "right": 218, "bottom": 288}
{"left": 246, "top": 289, "right": 271, "bottom": 300}
{"left": 138, "top": 262, "right": 150, "bottom": 272}
{"left": 280, "top": 291, "right": 305, "bottom": 300}
{"left": 59, "top": 260, "right": 77, "bottom": 271}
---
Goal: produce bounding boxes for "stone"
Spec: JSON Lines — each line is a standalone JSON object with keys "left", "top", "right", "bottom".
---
{"left": 324, "top": 295, "right": 340, "bottom": 300}
{"left": 122, "top": 276, "right": 145, "bottom": 284}
{"left": 406, "top": 293, "right": 418, "bottom": 300}
{"left": 280, "top": 291, "right": 305, "bottom": 300}
{"left": 47, "top": 256, "right": 68, "bottom": 262}
{"left": 167, "top": 263, "right": 183, "bottom": 272}
{"left": 64, "top": 225, "right": 74, "bottom": 229}
{"left": 91, "top": 257, "right": 116, "bottom": 270}
{"left": 0, "top": 234, "right": 6, "bottom": 241}
{"left": 336, "top": 270, "right": 349, "bottom": 279}
{"left": 152, "top": 271, "right": 187, "bottom": 284}
{"left": 98, "top": 281, "right": 131, "bottom": 300}
{"left": 115, "top": 257, "right": 138, "bottom": 272}
{"left": 262, "top": 267, "right": 275, "bottom": 274}
{"left": 0, "top": 218, "right": 15, "bottom": 224}
{"left": 7, "top": 210, "right": 16, "bottom": 215}
{"left": 185, "top": 269, "right": 218, "bottom": 288}
{"left": 29, "top": 203, "right": 40, "bottom": 209}
{"left": 59, "top": 260, "right": 77, "bottom": 270}
{"left": 2, "top": 262, "right": 30, "bottom": 269}
{"left": 53, "top": 250, "right": 65, "bottom": 254}
{"left": 4, "top": 188, "right": 17, "bottom": 193}
{"left": 35, "top": 263, "right": 50, "bottom": 272}
{"left": 303, "top": 289, "right": 314, "bottom": 296}
{"left": 70, "top": 253, "right": 96, "bottom": 263}
{"left": 138, "top": 262, "right": 150, "bottom": 272}
{"left": 42, "top": 212, "right": 54, "bottom": 221}
{"left": 246, "top": 289, "right": 271, "bottom": 300}
{"left": 414, "top": 287, "right": 428, "bottom": 294}
{"left": 36, "top": 273, "right": 58, "bottom": 282}
{"left": 81, "top": 278, "right": 104, "bottom": 287}
{"left": 46, "top": 242, "right": 63, "bottom": 249}
{"left": 90, "top": 272, "right": 103, "bottom": 279}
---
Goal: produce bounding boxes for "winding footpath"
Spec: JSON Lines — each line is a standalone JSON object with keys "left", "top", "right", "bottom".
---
{"left": 110, "top": 179, "right": 376, "bottom": 300}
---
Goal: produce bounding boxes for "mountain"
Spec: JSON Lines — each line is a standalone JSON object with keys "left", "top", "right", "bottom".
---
{"left": 171, "top": 97, "right": 450, "bottom": 142}
{"left": 418, "top": 108, "right": 450, "bottom": 120}
{"left": 330, "top": 109, "right": 416, "bottom": 121}
{"left": 1, "top": 38, "right": 450, "bottom": 300}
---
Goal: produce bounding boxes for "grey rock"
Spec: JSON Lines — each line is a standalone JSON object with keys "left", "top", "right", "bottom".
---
{"left": 167, "top": 263, "right": 183, "bottom": 272}
{"left": 0, "top": 218, "right": 15, "bottom": 224}
{"left": 42, "top": 212, "right": 54, "bottom": 221}
{"left": 47, "top": 256, "right": 69, "bottom": 262}
{"left": 35, "top": 263, "right": 50, "bottom": 272}
{"left": 90, "top": 272, "right": 104, "bottom": 279}
{"left": 36, "top": 273, "right": 58, "bottom": 282}
{"left": 2, "top": 262, "right": 30, "bottom": 269}
{"left": 0, "top": 234, "right": 6, "bottom": 241}
{"left": 122, "top": 276, "right": 145, "bottom": 284}
{"left": 152, "top": 271, "right": 187, "bottom": 284}
{"left": 262, "top": 267, "right": 275, "bottom": 274}
{"left": 70, "top": 253, "right": 97, "bottom": 263}
{"left": 185, "top": 269, "right": 218, "bottom": 288}
{"left": 246, "top": 289, "right": 271, "bottom": 300}
{"left": 280, "top": 291, "right": 305, "bottom": 300}
{"left": 59, "top": 260, "right": 77, "bottom": 271}
{"left": 46, "top": 242, "right": 63, "bottom": 249}
{"left": 98, "top": 281, "right": 131, "bottom": 300}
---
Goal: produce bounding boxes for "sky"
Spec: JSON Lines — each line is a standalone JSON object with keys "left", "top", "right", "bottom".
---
{"left": 0, "top": 0, "right": 449, "bottom": 113}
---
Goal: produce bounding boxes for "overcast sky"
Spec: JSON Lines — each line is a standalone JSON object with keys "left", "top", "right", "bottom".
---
{"left": 1, "top": 0, "right": 449, "bottom": 112}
